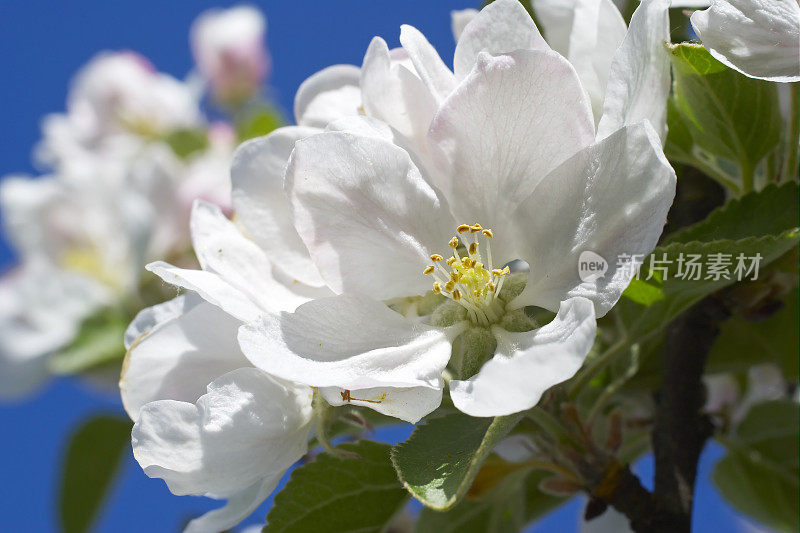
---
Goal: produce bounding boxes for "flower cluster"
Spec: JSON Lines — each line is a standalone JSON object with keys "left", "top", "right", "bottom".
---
{"left": 4, "top": 0, "right": 796, "bottom": 530}
{"left": 118, "top": 0, "right": 683, "bottom": 529}
{"left": 0, "top": 6, "right": 269, "bottom": 398}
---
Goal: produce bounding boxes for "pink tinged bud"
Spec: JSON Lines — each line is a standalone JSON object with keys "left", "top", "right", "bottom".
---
{"left": 190, "top": 5, "right": 269, "bottom": 104}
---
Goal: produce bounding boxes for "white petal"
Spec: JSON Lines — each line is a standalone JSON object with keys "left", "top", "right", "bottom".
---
{"left": 239, "top": 294, "right": 463, "bottom": 392}
{"left": 0, "top": 176, "right": 64, "bottom": 258}
{"left": 184, "top": 476, "right": 279, "bottom": 533}
{"left": 671, "top": 0, "right": 711, "bottom": 6}
{"left": 399, "top": 25, "right": 457, "bottom": 105}
{"left": 453, "top": 0, "right": 550, "bottom": 80}
{"left": 121, "top": 300, "right": 250, "bottom": 421}
{"left": 451, "top": 8, "right": 478, "bottom": 42}
{"left": 566, "top": 0, "right": 627, "bottom": 123}
{"left": 428, "top": 49, "right": 595, "bottom": 262}
{"left": 531, "top": 0, "right": 578, "bottom": 55}
{"left": 286, "top": 132, "right": 456, "bottom": 300}
{"left": 596, "top": 0, "right": 672, "bottom": 141}
{"left": 190, "top": 200, "right": 315, "bottom": 312}
{"left": 450, "top": 297, "right": 596, "bottom": 417}
{"left": 294, "top": 64, "right": 362, "bottom": 128}
{"left": 511, "top": 121, "right": 676, "bottom": 317}
{"left": 231, "top": 128, "right": 326, "bottom": 287}
{"left": 124, "top": 293, "right": 203, "bottom": 350}
{"left": 132, "top": 367, "right": 312, "bottom": 497}
{"left": 147, "top": 261, "right": 262, "bottom": 323}
{"left": 691, "top": 0, "right": 800, "bottom": 82}
{"left": 0, "top": 261, "right": 107, "bottom": 399}
{"left": 320, "top": 385, "right": 442, "bottom": 424}
{"left": 360, "top": 37, "right": 438, "bottom": 149}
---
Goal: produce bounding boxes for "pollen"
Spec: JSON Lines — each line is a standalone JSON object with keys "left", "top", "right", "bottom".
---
{"left": 425, "top": 223, "right": 509, "bottom": 326}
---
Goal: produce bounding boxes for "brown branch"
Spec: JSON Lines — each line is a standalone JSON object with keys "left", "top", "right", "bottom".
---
{"left": 578, "top": 296, "right": 729, "bottom": 532}
{"left": 650, "top": 296, "right": 729, "bottom": 531}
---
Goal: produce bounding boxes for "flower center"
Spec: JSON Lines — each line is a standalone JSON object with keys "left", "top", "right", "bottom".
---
{"left": 424, "top": 223, "right": 509, "bottom": 326}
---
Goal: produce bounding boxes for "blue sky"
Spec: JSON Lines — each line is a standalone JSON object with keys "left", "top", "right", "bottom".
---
{"left": 0, "top": 1, "right": 759, "bottom": 531}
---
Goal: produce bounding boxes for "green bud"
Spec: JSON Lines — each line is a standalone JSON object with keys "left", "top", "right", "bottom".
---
{"left": 499, "top": 308, "right": 537, "bottom": 332}
{"left": 450, "top": 326, "right": 497, "bottom": 380}
{"left": 430, "top": 300, "right": 468, "bottom": 327}
{"left": 497, "top": 272, "right": 528, "bottom": 303}
{"left": 417, "top": 291, "right": 447, "bottom": 316}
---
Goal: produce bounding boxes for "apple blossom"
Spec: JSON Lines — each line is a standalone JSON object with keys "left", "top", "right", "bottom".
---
{"left": 690, "top": 0, "right": 800, "bottom": 82}
{"left": 239, "top": 43, "right": 676, "bottom": 417}
{"left": 0, "top": 49, "right": 232, "bottom": 399}
{"left": 37, "top": 51, "right": 201, "bottom": 168}
{"left": 190, "top": 6, "right": 270, "bottom": 105}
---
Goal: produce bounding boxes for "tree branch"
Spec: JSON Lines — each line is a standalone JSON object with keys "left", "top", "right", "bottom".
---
{"left": 651, "top": 296, "right": 730, "bottom": 531}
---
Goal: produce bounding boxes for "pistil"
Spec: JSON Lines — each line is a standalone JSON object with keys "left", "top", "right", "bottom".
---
{"left": 424, "top": 223, "right": 510, "bottom": 326}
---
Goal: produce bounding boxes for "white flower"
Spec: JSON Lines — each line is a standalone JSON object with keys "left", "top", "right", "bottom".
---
{"left": 238, "top": 37, "right": 676, "bottom": 417}
{"left": 690, "top": 0, "right": 800, "bottom": 82}
{"left": 190, "top": 6, "right": 270, "bottom": 104}
{"left": 37, "top": 51, "right": 202, "bottom": 168}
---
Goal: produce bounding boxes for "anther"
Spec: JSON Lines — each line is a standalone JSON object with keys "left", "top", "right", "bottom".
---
{"left": 423, "top": 265, "right": 435, "bottom": 275}
{"left": 446, "top": 257, "right": 456, "bottom": 266}
{"left": 457, "top": 224, "right": 471, "bottom": 234}
{"left": 469, "top": 242, "right": 478, "bottom": 255}
{"left": 462, "top": 257, "right": 473, "bottom": 268}
{"left": 432, "top": 282, "right": 442, "bottom": 294}
{"left": 445, "top": 280, "right": 455, "bottom": 291}
{"left": 470, "top": 223, "right": 483, "bottom": 233}
{"left": 482, "top": 229, "right": 493, "bottom": 239}
{"left": 449, "top": 237, "right": 460, "bottom": 248}
{"left": 452, "top": 289, "right": 462, "bottom": 300}
{"left": 430, "top": 254, "right": 444, "bottom": 262}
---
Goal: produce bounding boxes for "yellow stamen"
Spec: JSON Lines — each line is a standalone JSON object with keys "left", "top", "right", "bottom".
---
{"left": 423, "top": 265, "right": 435, "bottom": 275}
{"left": 430, "top": 254, "right": 444, "bottom": 262}
{"left": 457, "top": 224, "right": 471, "bottom": 234}
{"left": 469, "top": 242, "right": 478, "bottom": 255}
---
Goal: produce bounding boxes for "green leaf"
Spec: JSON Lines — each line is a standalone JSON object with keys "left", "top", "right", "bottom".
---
{"left": 713, "top": 401, "right": 799, "bottom": 532}
{"left": 164, "top": 128, "right": 209, "bottom": 159}
{"left": 664, "top": 97, "right": 695, "bottom": 163}
{"left": 618, "top": 232, "right": 799, "bottom": 344}
{"left": 391, "top": 412, "right": 523, "bottom": 510}
{"left": 236, "top": 107, "right": 283, "bottom": 142}
{"left": 669, "top": 43, "right": 782, "bottom": 177}
{"left": 264, "top": 440, "right": 408, "bottom": 533}
{"left": 666, "top": 182, "right": 800, "bottom": 245}
{"left": 59, "top": 415, "right": 132, "bottom": 533}
{"left": 416, "top": 465, "right": 566, "bottom": 533}
{"left": 49, "top": 309, "right": 128, "bottom": 375}
{"left": 617, "top": 182, "right": 799, "bottom": 343}
{"left": 708, "top": 291, "right": 799, "bottom": 379}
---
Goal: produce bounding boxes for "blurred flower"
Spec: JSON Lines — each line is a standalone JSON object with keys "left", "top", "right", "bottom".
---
{"left": 0, "top": 47, "right": 234, "bottom": 399}
{"left": 37, "top": 51, "right": 201, "bottom": 168}
{"left": 690, "top": 0, "right": 800, "bottom": 82}
{"left": 191, "top": 5, "right": 269, "bottom": 106}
